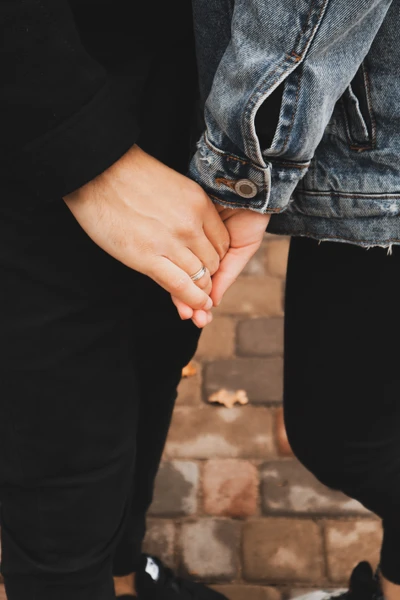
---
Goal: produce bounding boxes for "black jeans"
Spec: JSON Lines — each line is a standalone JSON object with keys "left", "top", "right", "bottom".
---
{"left": 285, "top": 237, "right": 400, "bottom": 585}
{"left": 0, "top": 50, "right": 200, "bottom": 599}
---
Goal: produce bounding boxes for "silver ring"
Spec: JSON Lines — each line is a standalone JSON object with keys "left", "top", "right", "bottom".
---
{"left": 190, "top": 265, "right": 208, "bottom": 282}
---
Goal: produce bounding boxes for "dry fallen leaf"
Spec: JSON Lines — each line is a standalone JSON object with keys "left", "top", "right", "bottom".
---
{"left": 208, "top": 388, "right": 249, "bottom": 409}
{"left": 182, "top": 362, "right": 197, "bottom": 378}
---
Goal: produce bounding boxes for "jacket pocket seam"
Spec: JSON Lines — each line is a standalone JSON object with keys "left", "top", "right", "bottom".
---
{"left": 362, "top": 65, "right": 377, "bottom": 148}
{"left": 281, "top": 65, "right": 305, "bottom": 153}
{"left": 340, "top": 62, "right": 376, "bottom": 152}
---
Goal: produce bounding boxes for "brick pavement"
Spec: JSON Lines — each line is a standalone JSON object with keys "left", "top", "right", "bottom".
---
{"left": 143, "top": 234, "right": 383, "bottom": 597}
{"left": 0, "top": 236, "right": 382, "bottom": 598}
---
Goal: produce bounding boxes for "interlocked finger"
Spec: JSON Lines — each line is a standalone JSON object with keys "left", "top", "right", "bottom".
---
{"left": 189, "top": 234, "right": 221, "bottom": 276}
{"left": 150, "top": 256, "right": 212, "bottom": 311}
{"left": 190, "top": 266, "right": 211, "bottom": 295}
{"left": 167, "top": 245, "right": 212, "bottom": 296}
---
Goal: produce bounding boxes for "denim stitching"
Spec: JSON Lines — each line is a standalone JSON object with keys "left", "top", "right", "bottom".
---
{"left": 270, "top": 161, "right": 310, "bottom": 169}
{"left": 203, "top": 133, "right": 269, "bottom": 171}
{"left": 204, "top": 133, "right": 310, "bottom": 171}
{"left": 289, "top": 231, "right": 400, "bottom": 245}
{"left": 297, "top": 190, "right": 400, "bottom": 200}
{"left": 340, "top": 61, "right": 376, "bottom": 152}
{"left": 203, "top": 135, "right": 250, "bottom": 167}
{"left": 244, "top": 0, "right": 331, "bottom": 160}
{"left": 281, "top": 65, "right": 304, "bottom": 152}
{"left": 208, "top": 193, "right": 283, "bottom": 213}
{"left": 362, "top": 62, "right": 377, "bottom": 149}
{"left": 292, "top": 0, "right": 325, "bottom": 54}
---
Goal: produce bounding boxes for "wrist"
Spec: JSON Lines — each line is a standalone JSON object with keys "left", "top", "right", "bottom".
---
{"left": 63, "top": 143, "right": 141, "bottom": 205}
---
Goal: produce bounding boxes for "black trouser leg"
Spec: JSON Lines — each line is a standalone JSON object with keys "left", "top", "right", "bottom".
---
{"left": 111, "top": 33, "right": 200, "bottom": 577}
{"left": 0, "top": 186, "right": 199, "bottom": 600}
{"left": 0, "top": 186, "right": 142, "bottom": 600}
{"left": 284, "top": 237, "right": 400, "bottom": 584}
{"left": 0, "top": 37, "right": 199, "bottom": 600}
{"left": 111, "top": 281, "right": 200, "bottom": 577}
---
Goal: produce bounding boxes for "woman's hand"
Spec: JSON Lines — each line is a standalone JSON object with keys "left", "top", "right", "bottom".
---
{"left": 64, "top": 145, "right": 230, "bottom": 313}
{"left": 172, "top": 205, "right": 270, "bottom": 326}
{"left": 210, "top": 205, "right": 270, "bottom": 306}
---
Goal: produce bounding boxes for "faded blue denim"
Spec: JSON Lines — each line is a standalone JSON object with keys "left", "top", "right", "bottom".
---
{"left": 189, "top": 0, "right": 400, "bottom": 247}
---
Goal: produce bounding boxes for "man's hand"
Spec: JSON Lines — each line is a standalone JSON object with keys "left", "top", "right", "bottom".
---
{"left": 64, "top": 146, "right": 230, "bottom": 316}
{"left": 172, "top": 205, "right": 270, "bottom": 323}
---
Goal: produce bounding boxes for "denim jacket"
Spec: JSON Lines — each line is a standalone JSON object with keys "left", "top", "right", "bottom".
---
{"left": 189, "top": 0, "right": 399, "bottom": 247}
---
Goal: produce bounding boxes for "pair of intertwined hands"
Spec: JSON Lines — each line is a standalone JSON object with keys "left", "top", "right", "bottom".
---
{"left": 64, "top": 145, "right": 270, "bottom": 328}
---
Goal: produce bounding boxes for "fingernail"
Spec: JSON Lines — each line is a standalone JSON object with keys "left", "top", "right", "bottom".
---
{"left": 205, "top": 297, "right": 213, "bottom": 310}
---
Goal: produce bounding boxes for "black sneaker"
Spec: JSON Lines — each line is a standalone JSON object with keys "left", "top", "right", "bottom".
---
{"left": 293, "top": 562, "right": 383, "bottom": 600}
{"left": 135, "top": 554, "right": 228, "bottom": 600}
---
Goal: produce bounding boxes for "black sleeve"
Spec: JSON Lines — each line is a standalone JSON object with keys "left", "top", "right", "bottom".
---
{"left": 0, "top": 0, "right": 139, "bottom": 200}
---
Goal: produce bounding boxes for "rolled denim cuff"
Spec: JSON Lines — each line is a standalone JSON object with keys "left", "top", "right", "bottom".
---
{"left": 189, "top": 133, "right": 310, "bottom": 214}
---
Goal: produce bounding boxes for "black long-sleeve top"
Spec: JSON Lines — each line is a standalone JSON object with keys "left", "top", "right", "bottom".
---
{"left": 0, "top": 0, "right": 192, "bottom": 200}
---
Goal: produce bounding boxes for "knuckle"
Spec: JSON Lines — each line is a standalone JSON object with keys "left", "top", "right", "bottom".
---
{"left": 188, "top": 181, "right": 207, "bottom": 204}
{"left": 169, "top": 274, "right": 188, "bottom": 294}
{"left": 208, "top": 259, "right": 220, "bottom": 276}
{"left": 147, "top": 260, "right": 162, "bottom": 281}
{"left": 200, "top": 296, "right": 211, "bottom": 310}
{"left": 177, "top": 214, "right": 199, "bottom": 238}
{"left": 220, "top": 238, "right": 230, "bottom": 257}
{"left": 204, "top": 282, "right": 212, "bottom": 296}
{"left": 196, "top": 275, "right": 211, "bottom": 290}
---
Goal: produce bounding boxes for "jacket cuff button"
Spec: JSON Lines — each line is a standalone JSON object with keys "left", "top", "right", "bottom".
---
{"left": 234, "top": 179, "right": 258, "bottom": 198}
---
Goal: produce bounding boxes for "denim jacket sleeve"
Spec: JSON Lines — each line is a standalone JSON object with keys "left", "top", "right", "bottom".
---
{"left": 189, "top": 0, "right": 393, "bottom": 213}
